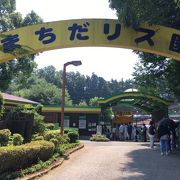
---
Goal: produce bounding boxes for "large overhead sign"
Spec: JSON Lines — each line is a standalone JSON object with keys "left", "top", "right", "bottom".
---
{"left": 0, "top": 19, "right": 179, "bottom": 63}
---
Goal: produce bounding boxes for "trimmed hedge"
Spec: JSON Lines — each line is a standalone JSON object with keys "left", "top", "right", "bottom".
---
{"left": 67, "top": 131, "right": 79, "bottom": 143}
{"left": 12, "top": 133, "right": 24, "bottom": 146}
{"left": 0, "top": 140, "right": 54, "bottom": 173}
{"left": 90, "top": 134, "right": 110, "bottom": 142}
{"left": 43, "top": 130, "right": 70, "bottom": 144}
{"left": 43, "top": 130, "right": 60, "bottom": 141}
{"left": 0, "top": 129, "right": 11, "bottom": 146}
{"left": 45, "top": 123, "right": 55, "bottom": 130}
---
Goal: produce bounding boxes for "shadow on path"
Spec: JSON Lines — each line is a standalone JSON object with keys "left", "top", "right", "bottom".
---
{"left": 115, "top": 143, "right": 180, "bottom": 180}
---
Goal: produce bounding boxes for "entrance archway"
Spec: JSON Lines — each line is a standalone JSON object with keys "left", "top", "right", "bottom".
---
{"left": 98, "top": 91, "right": 172, "bottom": 123}
{"left": 0, "top": 19, "right": 178, "bottom": 124}
{"left": 0, "top": 19, "right": 179, "bottom": 63}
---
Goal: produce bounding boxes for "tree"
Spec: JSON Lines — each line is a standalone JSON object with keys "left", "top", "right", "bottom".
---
{"left": 0, "top": 1, "right": 43, "bottom": 91}
{"left": 132, "top": 53, "right": 171, "bottom": 96}
{"left": 37, "top": 66, "right": 60, "bottom": 87}
{"left": 11, "top": 76, "right": 72, "bottom": 105}
{"left": 109, "top": 0, "right": 180, "bottom": 100}
{"left": 89, "top": 97, "right": 99, "bottom": 106}
{"left": 99, "top": 107, "right": 113, "bottom": 124}
{"left": 78, "top": 101, "right": 88, "bottom": 106}
{"left": 109, "top": 0, "right": 180, "bottom": 29}
{"left": 9, "top": 64, "right": 134, "bottom": 105}
{"left": 66, "top": 72, "right": 87, "bottom": 104}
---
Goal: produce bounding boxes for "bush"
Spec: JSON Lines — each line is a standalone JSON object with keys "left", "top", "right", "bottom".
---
{"left": 12, "top": 133, "right": 24, "bottom": 146}
{"left": 45, "top": 123, "right": 55, "bottom": 130}
{"left": 33, "top": 136, "right": 44, "bottom": 141}
{"left": 0, "top": 140, "right": 54, "bottom": 174}
{"left": 43, "top": 130, "right": 70, "bottom": 144}
{"left": 67, "top": 131, "right": 79, "bottom": 143}
{"left": 43, "top": 130, "right": 60, "bottom": 141}
{"left": 90, "top": 134, "right": 110, "bottom": 142}
{"left": 64, "top": 128, "right": 78, "bottom": 134}
{"left": 34, "top": 122, "right": 46, "bottom": 134}
{"left": 0, "top": 129, "right": 11, "bottom": 146}
{"left": 50, "top": 138, "right": 59, "bottom": 149}
{"left": 57, "top": 134, "right": 70, "bottom": 144}
{"left": 0, "top": 142, "right": 80, "bottom": 180}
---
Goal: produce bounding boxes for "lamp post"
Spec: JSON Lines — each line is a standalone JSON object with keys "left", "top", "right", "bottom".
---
{"left": 60, "top": 61, "right": 82, "bottom": 135}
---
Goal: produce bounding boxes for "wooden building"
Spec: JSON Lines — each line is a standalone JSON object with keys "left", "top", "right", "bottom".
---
{"left": 42, "top": 105, "right": 101, "bottom": 136}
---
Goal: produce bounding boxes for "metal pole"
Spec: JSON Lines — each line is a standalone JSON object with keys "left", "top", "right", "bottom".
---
{"left": 60, "top": 64, "right": 66, "bottom": 135}
{"left": 60, "top": 60, "right": 82, "bottom": 135}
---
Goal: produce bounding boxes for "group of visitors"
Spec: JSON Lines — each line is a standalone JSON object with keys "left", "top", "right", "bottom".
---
{"left": 104, "top": 117, "right": 178, "bottom": 156}
{"left": 111, "top": 123, "right": 147, "bottom": 142}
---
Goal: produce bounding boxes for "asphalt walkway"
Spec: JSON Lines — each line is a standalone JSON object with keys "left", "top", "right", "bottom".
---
{"left": 38, "top": 141, "right": 180, "bottom": 180}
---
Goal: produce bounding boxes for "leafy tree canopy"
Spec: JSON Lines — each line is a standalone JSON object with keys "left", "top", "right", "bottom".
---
{"left": 109, "top": 0, "right": 180, "bottom": 28}
{"left": 0, "top": 1, "right": 43, "bottom": 91}
{"left": 109, "top": 0, "right": 180, "bottom": 100}
{"left": 9, "top": 74, "right": 72, "bottom": 105}
{"left": 8, "top": 65, "right": 134, "bottom": 105}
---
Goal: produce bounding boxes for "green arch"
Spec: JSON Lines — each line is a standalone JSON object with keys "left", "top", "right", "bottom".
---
{"left": 98, "top": 92, "right": 172, "bottom": 113}
{"left": 0, "top": 19, "right": 179, "bottom": 63}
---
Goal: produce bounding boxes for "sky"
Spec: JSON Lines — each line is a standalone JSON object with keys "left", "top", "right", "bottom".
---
{"left": 16, "top": 0, "right": 139, "bottom": 81}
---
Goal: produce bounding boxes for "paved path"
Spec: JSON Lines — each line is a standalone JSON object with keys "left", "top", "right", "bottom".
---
{"left": 38, "top": 141, "right": 180, "bottom": 180}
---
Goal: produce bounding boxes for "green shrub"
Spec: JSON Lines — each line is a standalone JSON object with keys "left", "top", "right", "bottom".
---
{"left": 64, "top": 128, "right": 78, "bottom": 134}
{"left": 34, "top": 122, "right": 46, "bottom": 134}
{"left": 0, "top": 140, "right": 54, "bottom": 174}
{"left": 90, "top": 134, "right": 110, "bottom": 142}
{"left": 33, "top": 136, "right": 44, "bottom": 141}
{"left": 50, "top": 138, "right": 59, "bottom": 149}
{"left": 0, "top": 142, "right": 80, "bottom": 180}
{"left": 0, "top": 129, "right": 11, "bottom": 146}
{"left": 43, "top": 130, "right": 60, "bottom": 141}
{"left": 57, "top": 134, "right": 70, "bottom": 144}
{"left": 12, "top": 133, "right": 24, "bottom": 146}
{"left": 44, "top": 130, "right": 70, "bottom": 144}
{"left": 67, "top": 131, "right": 79, "bottom": 143}
{"left": 45, "top": 123, "right": 55, "bottom": 130}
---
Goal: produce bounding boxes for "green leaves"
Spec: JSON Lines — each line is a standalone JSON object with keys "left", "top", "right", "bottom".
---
{"left": 109, "top": 0, "right": 180, "bottom": 101}
{"left": 0, "top": 1, "right": 42, "bottom": 91}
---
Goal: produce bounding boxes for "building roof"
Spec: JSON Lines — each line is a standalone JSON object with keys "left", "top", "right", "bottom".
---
{"left": 2, "top": 93, "right": 39, "bottom": 105}
{"left": 42, "top": 105, "right": 101, "bottom": 114}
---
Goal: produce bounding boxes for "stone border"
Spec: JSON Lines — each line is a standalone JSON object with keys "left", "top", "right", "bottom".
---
{"left": 21, "top": 143, "right": 84, "bottom": 180}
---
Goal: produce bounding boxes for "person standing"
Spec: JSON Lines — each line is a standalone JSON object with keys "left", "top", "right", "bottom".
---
{"left": 158, "top": 124, "right": 170, "bottom": 156}
{"left": 142, "top": 123, "right": 147, "bottom": 142}
{"left": 127, "top": 123, "right": 133, "bottom": 140}
{"left": 119, "top": 124, "right": 124, "bottom": 141}
{"left": 112, "top": 125, "right": 116, "bottom": 141}
{"left": 148, "top": 121, "right": 156, "bottom": 149}
{"left": 133, "top": 125, "right": 139, "bottom": 142}
{"left": 158, "top": 117, "right": 176, "bottom": 155}
{"left": 124, "top": 124, "right": 128, "bottom": 140}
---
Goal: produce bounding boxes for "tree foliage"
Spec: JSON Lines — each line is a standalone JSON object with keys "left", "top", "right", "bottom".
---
{"left": 8, "top": 65, "right": 134, "bottom": 105}
{"left": 0, "top": 1, "right": 43, "bottom": 91}
{"left": 109, "top": 0, "right": 180, "bottom": 28}
{"left": 9, "top": 74, "right": 72, "bottom": 105}
{"left": 109, "top": 0, "right": 180, "bottom": 100}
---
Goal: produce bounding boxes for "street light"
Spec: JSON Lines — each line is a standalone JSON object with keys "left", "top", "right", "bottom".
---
{"left": 60, "top": 60, "right": 82, "bottom": 135}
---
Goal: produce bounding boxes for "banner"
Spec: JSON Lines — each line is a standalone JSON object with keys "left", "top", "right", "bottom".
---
{"left": 0, "top": 19, "right": 179, "bottom": 62}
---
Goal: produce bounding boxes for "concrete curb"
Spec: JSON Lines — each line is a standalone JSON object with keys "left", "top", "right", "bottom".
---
{"left": 21, "top": 143, "right": 84, "bottom": 180}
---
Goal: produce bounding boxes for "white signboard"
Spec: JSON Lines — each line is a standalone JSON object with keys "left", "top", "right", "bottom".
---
{"left": 96, "top": 125, "right": 102, "bottom": 134}
{"left": 79, "top": 120, "right": 86, "bottom": 129}
{"left": 64, "top": 119, "right": 69, "bottom": 128}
